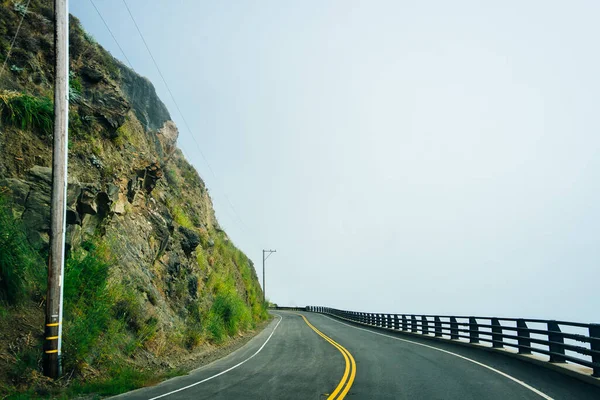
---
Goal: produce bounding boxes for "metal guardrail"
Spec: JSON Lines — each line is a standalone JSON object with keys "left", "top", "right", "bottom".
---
{"left": 305, "top": 306, "right": 600, "bottom": 378}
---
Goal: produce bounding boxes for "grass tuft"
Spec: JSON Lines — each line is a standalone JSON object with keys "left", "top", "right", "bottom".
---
{"left": 206, "top": 275, "right": 252, "bottom": 342}
{"left": 0, "top": 91, "right": 53, "bottom": 136}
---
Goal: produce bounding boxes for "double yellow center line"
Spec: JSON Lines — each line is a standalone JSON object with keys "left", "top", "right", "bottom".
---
{"left": 298, "top": 314, "right": 356, "bottom": 400}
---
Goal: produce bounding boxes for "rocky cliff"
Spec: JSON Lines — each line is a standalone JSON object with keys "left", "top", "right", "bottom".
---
{"left": 0, "top": 1, "right": 266, "bottom": 396}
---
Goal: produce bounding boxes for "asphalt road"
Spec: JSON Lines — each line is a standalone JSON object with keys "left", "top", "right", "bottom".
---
{"left": 113, "top": 311, "right": 600, "bottom": 399}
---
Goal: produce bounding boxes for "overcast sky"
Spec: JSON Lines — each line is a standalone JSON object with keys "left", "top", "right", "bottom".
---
{"left": 71, "top": 1, "right": 599, "bottom": 322}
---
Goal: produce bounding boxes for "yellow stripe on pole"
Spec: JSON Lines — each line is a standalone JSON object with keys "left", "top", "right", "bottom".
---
{"left": 46, "top": 336, "right": 59, "bottom": 340}
{"left": 46, "top": 323, "right": 60, "bottom": 327}
{"left": 45, "top": 350, "right": 58, "bottom": 354}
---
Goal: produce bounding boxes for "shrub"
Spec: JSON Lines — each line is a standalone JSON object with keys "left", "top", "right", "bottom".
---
{"left": 164, "top": 166, "right": 180, "bottom": 189}
{"left": 196, "top": 247, "right": 209, "bottom": 272}
{"left": 169, "top": 203, "right": 193, "bottom": 229}
{"left": 62, "top": 242, "right": 112, "bottom": 370}
{"left": 184, "top": 325, "right": 202, "bottom": 349}
{"left": 0, "top": 197, "right": 45, "bottom": 304}
{"left": 207, "top": 282, "right": 252, "bottom": 342}
{"left": 69, "top": 73, "right": 83, "bottom": 92}
{"left": 112, "top": 124, "right": 131, "bottom": 147}
{"left": 0, "top": 91, "right": 53, "bottom": 136}
{"left": 110, "top": 285, "right": 145, "bottom": 333}
{"left": 8, "top": 347, "right": 40, "bottom": 384}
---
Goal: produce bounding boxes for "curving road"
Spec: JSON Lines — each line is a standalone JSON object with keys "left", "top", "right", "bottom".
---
{"left": 113, "top": 311, "right": 600, "bottom": 399}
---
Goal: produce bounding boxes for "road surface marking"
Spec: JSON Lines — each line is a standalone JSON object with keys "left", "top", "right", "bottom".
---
{"left": 146, "top": 314, "right": 283, "bottom": 400}
{"left": 322, "top": 314, "right": 553, "bottom": 400}
{"left": 298, "top": 314, "right": 356, "bottom": 400}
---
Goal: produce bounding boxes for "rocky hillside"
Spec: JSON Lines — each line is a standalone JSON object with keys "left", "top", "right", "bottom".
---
{"left": 0, "top": 1, "right": 267, "bottom": 397}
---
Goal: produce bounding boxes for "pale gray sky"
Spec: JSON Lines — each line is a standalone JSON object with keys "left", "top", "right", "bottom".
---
{"left": 72, "top": 1, "right": 600, "bottom": 322}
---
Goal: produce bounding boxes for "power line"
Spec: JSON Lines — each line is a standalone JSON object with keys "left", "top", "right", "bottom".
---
{"left": 0, "top": 0, "right": 32, "bottom": 79}
{"left": 89, "top": 0, "right": 134, "bottom": 69}
{"left": 119, "top": 0, "right": 255, "bottom": 237}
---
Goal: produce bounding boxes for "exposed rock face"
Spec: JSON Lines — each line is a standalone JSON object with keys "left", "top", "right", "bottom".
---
{"left": 157, "top": 121, "right": 179, "bottom": 159}
{"left": 179, "top": 226, "right": 201, "bottom": 256}
{"left": 0, "top": 3, "right": 265, "bottom": 390}
{"left": 80, "top": 64, "right": 104, "bottom": 84}
{"left": 88, "top": 88, "right": 130, "bottom": 130}
{"left": 119, "top": 63, "right": 171, "bottom": 132}
{"left": 143, "top": 162, "right": 163, "bottom": 194}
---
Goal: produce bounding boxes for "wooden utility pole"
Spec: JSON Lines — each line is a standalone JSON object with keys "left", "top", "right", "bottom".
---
{"left": 262, "top": 249, "right": 276, "bottom": 303}
{"left": 44, "top": 0, "right": 69, "bottom": 379}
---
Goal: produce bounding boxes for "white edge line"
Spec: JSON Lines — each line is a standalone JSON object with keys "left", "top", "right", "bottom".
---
{"left": 148, "top": 314, "right": 283, "bottom": 400}
{"left": 320, "top": 314, "right": 554, "bottom": 400}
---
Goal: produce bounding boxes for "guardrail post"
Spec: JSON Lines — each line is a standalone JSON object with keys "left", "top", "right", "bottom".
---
{"left": 387, "top": 314, "right": 392, "bottom": 329}
{"left": 492, "top": 318, "right": 503, "bottom": 348}
{"left": 548, "top": 321, "right": 566, "bottom": 363}
{"left": 402, "top": 315, "right": 408, "bottom": 331}
{"left": 378, "top": 314, "right": 383, "bottom": 327}
{"left": 385, "top": 314, "right": 390, "bottom": 328}
{"left": 369, "top": 313, "right": 374, "bottom": 325}
{"left": 422, "top": 316, "right": 429, "bottom": 335}
{"left": 411, "top": 316, "right": 418, "bottom": 333}
{"left": 517, "top": 319, "right": 531, "bottom": 354}
{"left": 450, "top": 317, "right": 459, "bottom": 340}
{"left": 394, "top": 314, "right": 399, "bottom": 330}
{"left": 469, "top": 317, "right": 479, "bottom": 344}
{"left": 435, "top": 316, "right": 442, "bottom": 337}
{"left": 590, "top": 324, "right": 600, "bottom": 377}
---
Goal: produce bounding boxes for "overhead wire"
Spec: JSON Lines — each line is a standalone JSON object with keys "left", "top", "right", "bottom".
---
{"left": 99, "top": 0, "right": 260, "bottom": 243}
{"left": 0, "top": 0, "right": 32, "bottom": 79}
{"left": 89, "top": 0, "right": 134, "bottom": 69}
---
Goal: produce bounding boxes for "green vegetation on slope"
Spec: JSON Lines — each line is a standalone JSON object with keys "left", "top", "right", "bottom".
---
{"left": 0, "top": 204, "right": 266, "bottom": 397}
{"left": 0, "top": 91, "right": 53, "bottom": 136}
{"left": 0, "top": 196, "right": 45, "bottom": 305}
{"left": 0, "top": 1, "right": 268, "bottom": 397}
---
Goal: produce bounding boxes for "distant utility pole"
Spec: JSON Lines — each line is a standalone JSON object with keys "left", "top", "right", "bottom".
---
{"left": 44, "top": 0, "right": 69, "bottom": 379}
{"left": 262, "top": 249, "right": 276, "bottom": 303}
